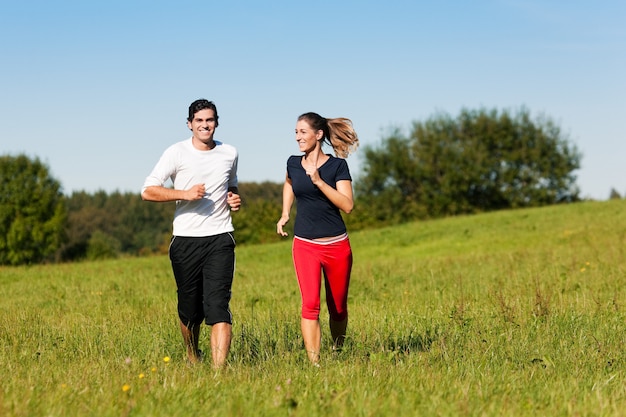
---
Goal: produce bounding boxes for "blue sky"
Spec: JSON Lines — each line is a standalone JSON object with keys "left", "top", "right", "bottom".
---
{"left": 1, "top": 0, "right": 624, "bottom": 200}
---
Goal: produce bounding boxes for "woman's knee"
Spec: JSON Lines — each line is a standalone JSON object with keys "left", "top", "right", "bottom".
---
{"left": 301, "top": 302, "right": 320, "bottom": 320}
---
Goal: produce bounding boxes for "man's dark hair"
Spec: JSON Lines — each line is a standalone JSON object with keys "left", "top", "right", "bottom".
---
{"left": 188, "top": 99, "right": 219, "bottom": 127}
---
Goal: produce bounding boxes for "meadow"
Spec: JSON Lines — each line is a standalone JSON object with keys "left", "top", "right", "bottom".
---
{"left": 1, "top": 199, "right": 626, "bottom": 416}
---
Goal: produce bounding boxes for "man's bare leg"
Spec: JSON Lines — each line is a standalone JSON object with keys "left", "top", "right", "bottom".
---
{"left": 180, "top": 320, "right": 202, "bottom": 363}
{"left": 211, "top": 322, "right": 232, "bottom": 368}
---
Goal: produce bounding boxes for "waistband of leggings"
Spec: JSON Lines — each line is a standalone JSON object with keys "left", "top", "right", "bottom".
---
{"left": 294, "top": 233, "right": 348, "bottom": 245}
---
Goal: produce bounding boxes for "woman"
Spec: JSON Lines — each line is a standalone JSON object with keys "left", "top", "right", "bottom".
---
{"left": 277, "top": 112, "right": 359, "bottom": 364}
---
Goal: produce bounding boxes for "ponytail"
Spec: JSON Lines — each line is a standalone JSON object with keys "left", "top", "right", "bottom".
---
{"left": 326, "top": 117, "right": 359, "bottom": 158}
{"left": 297, "top": 112, "right": 359, "bottom": 158}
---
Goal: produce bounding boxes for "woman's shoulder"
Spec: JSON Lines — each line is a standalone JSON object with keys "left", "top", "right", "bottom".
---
{"left": 322, "top": 155, "right": 351, "bottom": 179}
{"left": 324, "top": 155, "right": 348, "bottom": 168}
{"left": 287, "top": 155, "right": 302, "bottom": 165}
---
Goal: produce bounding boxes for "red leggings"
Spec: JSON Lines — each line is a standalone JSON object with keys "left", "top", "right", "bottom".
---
{"left": 292, "top": 236, "right": 353, "bottom": 321}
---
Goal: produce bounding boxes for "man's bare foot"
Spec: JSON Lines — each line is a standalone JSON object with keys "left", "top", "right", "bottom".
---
{"left": 187, "top": 349, "right": 204, "bottom": 364}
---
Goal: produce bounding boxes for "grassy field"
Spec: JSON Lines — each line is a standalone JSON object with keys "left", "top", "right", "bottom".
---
{"left": 2, "top": 199, "right": 626, "bottom": 416}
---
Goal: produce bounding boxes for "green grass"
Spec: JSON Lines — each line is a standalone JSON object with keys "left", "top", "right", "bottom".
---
{"left": 2, "top": 199, "right": 626, "bottom": 416}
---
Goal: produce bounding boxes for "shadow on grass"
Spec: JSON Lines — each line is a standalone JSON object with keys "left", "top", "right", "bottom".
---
{"left": 362, "top": 327, "right": 441, "bottom": 364}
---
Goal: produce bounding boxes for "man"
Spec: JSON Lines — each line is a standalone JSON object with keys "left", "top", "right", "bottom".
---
{"left": 142, "top": 99, "right": 241, "bottom": 368}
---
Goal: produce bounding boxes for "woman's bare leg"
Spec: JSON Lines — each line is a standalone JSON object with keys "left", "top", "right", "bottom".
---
{"left": 301, "top": 318, "right": 321, "bottom": 364}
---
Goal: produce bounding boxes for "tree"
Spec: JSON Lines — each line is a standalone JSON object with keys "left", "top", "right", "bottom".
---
{"left": 60, "top": 190, "right": 175, "bottom": 260}
{"left": 232, "top": 182, "right": 285, "bottom": 244}
{"left": 609, "top": 188, "right": 622, "bottom": 200}
{"left": 58, "top": 181, "right": 286, "bottom": 261}
{"left": 0, "top": 154, "right": 67, "bottom": 265}
{"left": 356, "top": 108, "right": 582, "bottom": 222}
{"left": 60, "top": 191, "right": 110, "bottom": 260}
{"left": 86, "top": 230, "right": 121, "bottom": 260}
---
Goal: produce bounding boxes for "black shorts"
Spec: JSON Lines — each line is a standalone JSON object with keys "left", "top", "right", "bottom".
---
{"left": 169, "top": 233, "right": 236, "bottom": 326}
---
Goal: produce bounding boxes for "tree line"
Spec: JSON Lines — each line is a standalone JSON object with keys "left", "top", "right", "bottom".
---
{"left": 1, "top": 107, "right": 584, "bottom": 265}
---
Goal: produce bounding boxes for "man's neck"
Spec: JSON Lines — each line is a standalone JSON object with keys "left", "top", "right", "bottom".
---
{"left": 192, "top": 137, "right": 216, "bottom": 151}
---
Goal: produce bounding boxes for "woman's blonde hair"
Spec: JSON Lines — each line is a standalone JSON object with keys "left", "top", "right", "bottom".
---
{"left": 298, "top": 112, "right": 359, "bottom": 158}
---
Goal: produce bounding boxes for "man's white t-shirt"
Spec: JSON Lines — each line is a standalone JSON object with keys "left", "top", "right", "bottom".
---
{"left": 142, "top": 138, "right": 238, "bottom": 237}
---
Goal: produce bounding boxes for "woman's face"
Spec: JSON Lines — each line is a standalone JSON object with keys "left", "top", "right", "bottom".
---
{"left": 295, "top": 119, "right": 323, "bottom": 153}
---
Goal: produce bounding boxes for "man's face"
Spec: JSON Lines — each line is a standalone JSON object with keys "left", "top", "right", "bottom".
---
{"left": 188, "top": 108, "right": 217, "bottom": 145}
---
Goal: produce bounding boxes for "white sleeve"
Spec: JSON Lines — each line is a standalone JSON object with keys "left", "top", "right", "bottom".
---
{"left": 141, "top": 147, "right": 176, "bottom": 194}
{"left": 228, "top": 151, "right": 239, "bottom": 189}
